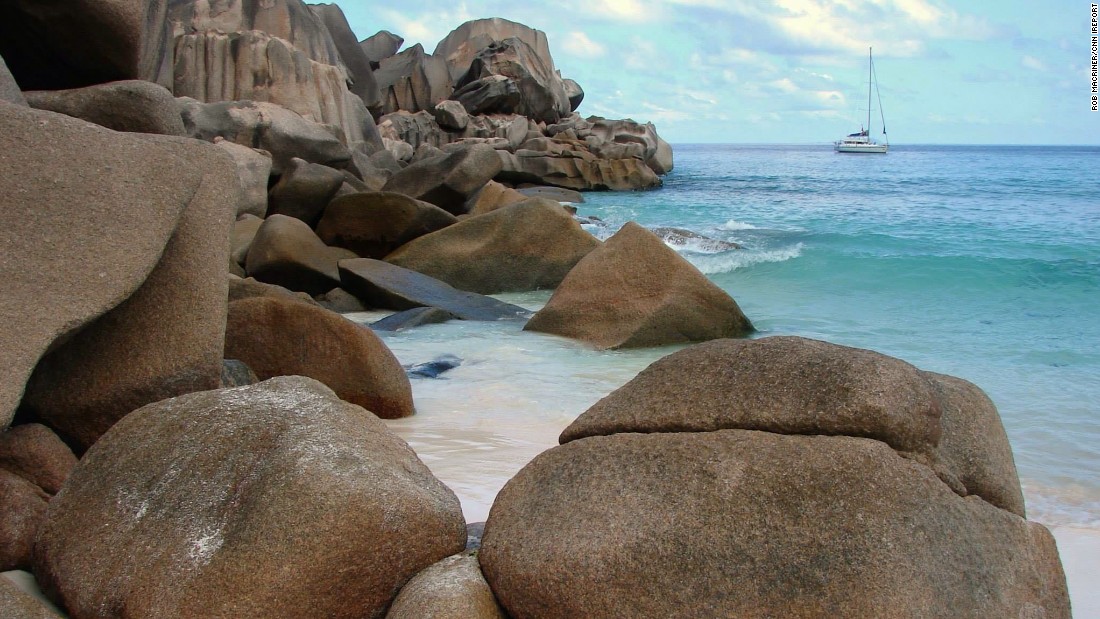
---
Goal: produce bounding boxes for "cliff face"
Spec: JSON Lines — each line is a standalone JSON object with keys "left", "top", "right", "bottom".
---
{"left": 168, "top": 0, "right": 379, "bottom": 152}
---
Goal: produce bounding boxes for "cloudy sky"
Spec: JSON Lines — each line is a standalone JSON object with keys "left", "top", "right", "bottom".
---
{"left": 332, "top": 1, "right": 1098, "bottom": 145}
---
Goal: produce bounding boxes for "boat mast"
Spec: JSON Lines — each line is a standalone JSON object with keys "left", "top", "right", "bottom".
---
{"left": 866, "top": 47, "right": 873, "bottom": 136}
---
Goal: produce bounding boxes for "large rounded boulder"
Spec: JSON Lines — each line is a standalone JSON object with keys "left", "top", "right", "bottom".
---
{"left": 225, "top": 296, "right": 414, "bottom": 419}
{"left": 385, "top": 198, "right": 599, "bottom": 294}
{"left": 24, "top": 80, "right": 185, "bottom": 136}
{"left": 386, "top": 551, "right": 506, "bottom": 619}
{"left": 523, "top": 222, "right": 752, "bottom": 348}
{"left": 245, "top": 214, "right": 357, "bottom": 296}
{"left": 34, "top": 376, "right": 465, "bottom": 619}
{"left": 316, "top": 192, "right": 457, "bottom": 259}
{"left": 479, "top": 337, "right": 1069, "bottom": 618}
{"left": 381, "top": 144, "right": 502, "bottom": 215}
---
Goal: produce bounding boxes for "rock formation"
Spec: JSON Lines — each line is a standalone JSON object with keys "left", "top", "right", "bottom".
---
{"left": 524, "top": 222, "right": 753, "bottom": 348}
{"left": 480, "top": 337, "right": 1070, "bottom": 618}
{"left": 385, "top": 198, "right": 600, "bottom": 295}
{"left": 375, "top": 44, "right": 454, "bottom": 116}
{"left": 225, "top": 297, "right": 415, "bottom": 418}
{"left": 34, "top": 377, "right": 464, "bottom": 618}
{"left": 168, "top": 0, "right": 381, "bottom": 154}
{"left": 0, "top": 0, "right": 171, "bottom": 91}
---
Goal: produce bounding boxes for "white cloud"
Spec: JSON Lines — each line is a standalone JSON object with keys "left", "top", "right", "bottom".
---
{"left": 1021, "top": 55, "right": 1046, "bottom": 71}
{"left": 562, "top": 31, "right": 607, "bottom": 57}
{"left": 588, "top": 0, "right": 660, "bottom": 22}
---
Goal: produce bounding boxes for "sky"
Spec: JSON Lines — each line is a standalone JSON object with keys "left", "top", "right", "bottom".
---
{"left": 331, "top": 1, "right": 1100, "bottom": 145}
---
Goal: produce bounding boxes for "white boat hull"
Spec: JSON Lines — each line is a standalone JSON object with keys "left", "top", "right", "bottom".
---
{"left": 835, "top": 141, "right": 888, "bottom": 154}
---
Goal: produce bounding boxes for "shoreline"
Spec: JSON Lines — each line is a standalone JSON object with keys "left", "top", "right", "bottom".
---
{"left": 1051, "top": 527, "right": 1100, "bottom": 617}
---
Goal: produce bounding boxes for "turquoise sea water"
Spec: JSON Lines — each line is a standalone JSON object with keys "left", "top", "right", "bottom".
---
{"left": 374, "top": 144, "right": 1100, "bottom": 530}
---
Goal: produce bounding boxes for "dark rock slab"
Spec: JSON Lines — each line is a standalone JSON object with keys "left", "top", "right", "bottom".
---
{"left": 266, "top": 157, "right": 346, "bottom": 226}
{"left": 339, "top": 259, "right": 529, "bottom": 321}
{"left": 370, "top": 307, "right": 458, "bottom": 332}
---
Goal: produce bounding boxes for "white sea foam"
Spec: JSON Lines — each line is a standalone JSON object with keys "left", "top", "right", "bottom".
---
{"left": 720, "top": 219, "right": 759, "bottom": 230}
{"left": 686, "top": 243, "right": 804, "bottom": 274}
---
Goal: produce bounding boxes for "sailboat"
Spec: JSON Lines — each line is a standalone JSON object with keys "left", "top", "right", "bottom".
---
{"left": 835, "top": 47, "right": 888, "bottom": 153}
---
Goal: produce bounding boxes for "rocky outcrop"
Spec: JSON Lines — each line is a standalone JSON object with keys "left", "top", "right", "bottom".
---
{"left": 24, "top": 80, "right": 185, "bottom": 136}
{"left": 434, "top": 18, "right": 557, "bottom": 85}
{"left": 563, "top": 78, "right": 583, "bottom": 112}
{"left": 524, "top": 222, "right": 752, "bottom": 349}
{"left": 0, "top": 103, "right": 225, "bottom": 431}
{"left": 0, "top": 55, "right": 26, "bottom": 106}
{"left": 0, "top": 424, "right": 76, "bottom": 496}
{"left": 0, "top": 0, "right": 171, "bottom": 91}
{"left": 386, "top": 198, "right": 599, "bottom": 294}
{"left": 465, "top": 180, "right": 527, "bottom": 216}
{"left": 317, "top": 192, "right": 458, "bottom": 259}
{"left": 310, "top": 3, "right": 381, "bottom": 113}
{"left": 215, "top": 139, "right": 273, "bottom": 218}
{"left": 180, "top": 98, "right": 352, "bottom": 173}
{"left": 0, "top": 575, "right": 63, "bottom": 619}
{"left": 452, "top": 38, "right": 570, "bottom": 124}
{"left": 479, "top": 337, "right": 1069, "bottom": 618}
{"left": 225, "top": 297, "right": 414, "bottom": 418}
{"left": 34, "top": 376, "right": 465, "bottom": 618}
{"left": 361, "top": 30, "right": 403, "bottom": 68}
{"left": 386, "top": 551, "right": 506, "bottom": 619}
{"left": 375, "top": 44, "right": 453, "bottom": 115}
{"left": 245, "top": 214, "right": 357, "bottom": 296}
{"left": 382, "top": 144, "right": 502, "bottom": 214}
{"left": 228, "top": 275, "right": 319, "bottom": 307}
{"left": 168, "top": 0, "right": 382, "bottom": 154}
{"left": 338, "top": 259, "right": 530, "bottom": 321}
{"left": 0, "top": 469, "right": 48, "bottom": 571}
{"left": 481, "top": 430, "right": 1068, "bottom": 618}
{"left": 21, "top": 135, "right": 238, "bottom": 453}
{"left": 266, "top": 157, "right": 346, "bottom": 225}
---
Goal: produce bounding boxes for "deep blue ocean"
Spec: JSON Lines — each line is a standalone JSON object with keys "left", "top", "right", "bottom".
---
{"left": 373, "top": 143, "right": 1100, "bottom": 531}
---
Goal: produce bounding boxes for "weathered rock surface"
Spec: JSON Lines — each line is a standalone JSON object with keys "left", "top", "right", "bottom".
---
{"left": 317, "top": 192, "right": 457, "bottom": 259}
{"left": 225, "top": 297, "right": 414, "bottom": 418}
{"left": 310, "top": 3, "right": 381, "bottom": 113}
{"left": 382, "top": 144, "right": 502, "bottom": 214}
{"left": 179, "top": 98, "right": 352, "bottom": 173}
{"left": 386, "top": 551, "right": 506, "bottom": 619}
{"left": 169, "top": 0, "right": 382, "bottom": 153}
{"left": 452, "top": 38, "right": 570, "bottom": 123}
{"left": 339, "top": 259, "right": 529, "bottom": 321}
{"left": 0, "top": 0, "right": 171, "bottom": 90}
{"left": 386, "top": 198, "right": 599, "bottom": 294}
{"left": 434, "top": 18, "right": 557, "bottom": 85}
{"left": 21, "top": 135, "right": 238, "bottom": 452}
{"left": 564, "top": 336, "right": 1025, "bottom": 518}
{"left": 466, "top": 180, "right": 528, "bottom": 216}
{"left": 434, "top": 100, "right": 469, "bottom": 130}
{"left": 34, "top": 376, "right": 465, "bottom": 618}
{"left": 563, "top": 78, "right": 583, "bottom": 112}
{"left": 230, "top": 214, "right": 265, "bottom": 267}
{"left": 228, "top": 275, "right": 320, "bottom": 306}
{"left": 219, "top": 358, "right": 259, "bottom": 388}
{"left": 361, "top": 30, "right": 403, "bottom": 68}
{"left": 370, "top": 307, "right": 458, "bottom": 332}
{"left": 0, "top": 103, "right": 214, "bottom": 430}
{"left": 515, "top": 185, "right": 584, "bottom": 203}
{"left": 215, "top": 139, "right": 273, "bottom": 218}
{"left": 375, "top": 44, "right": 453, "bottom": 115}
{"left": 245, "top": 214, "right": 356, "bottom": 296}
{"left": 24, "top": 80, "right": 185, "bottom": 136}
{"left": 0, "top": 469, "right": 48, "bottom": 571}
{"left": 524, "top": 222, "right": 752, "bottom": 349}
{"left": 926, "top": 371, "right": 1027, "bottom": 515}
{"left": 497, "top": 149, "right": 661, "bottom": 191}
{"left": 0, "top": 55, "right": 25, "bottom": 106}
{"left": 315, "top": 287, "right": 369, "bottom": 313}
{"left": 378, "top": 110, "right": 448, "bottom": 150}
{"left": 480, "top": 429, "right": 1069, "bottom": 618}
{"left": 0, "top": 424, "right": 76, "bottom": 496}
{"left": 0, "top": 574, "right": 63, "bottom": 619}
{"left": 266, "top": 157, "right": 346, "bottom": 226}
